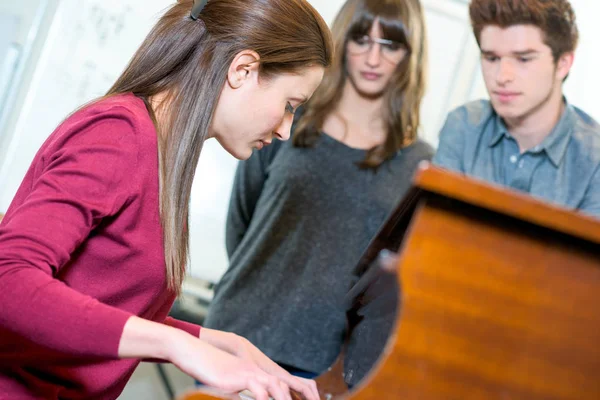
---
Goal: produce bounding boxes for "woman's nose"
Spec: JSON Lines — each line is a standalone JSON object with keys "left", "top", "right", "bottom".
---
{"left": 273, "top": 114, "right": 293, "bottom": 141}
{"left": 366, "top": 43, "right": 382, "bottom": 67}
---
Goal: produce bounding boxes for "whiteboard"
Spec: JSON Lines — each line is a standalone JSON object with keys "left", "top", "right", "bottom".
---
{"left": 0, "top": 0, "right": 169, "bottom": 208}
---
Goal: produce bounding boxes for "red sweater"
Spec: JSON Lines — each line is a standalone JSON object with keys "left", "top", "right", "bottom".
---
{"left": 0, "top": 93, "right": 201, "bottom": 399}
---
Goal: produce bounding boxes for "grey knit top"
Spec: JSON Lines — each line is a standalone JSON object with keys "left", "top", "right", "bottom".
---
{"left": 203, "top": 130, "right": 433, "bottom": 375}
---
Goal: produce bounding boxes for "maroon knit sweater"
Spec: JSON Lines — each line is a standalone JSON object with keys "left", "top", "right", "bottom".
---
{"left": 0, "top": 93, "right": 200, "bottom": 399}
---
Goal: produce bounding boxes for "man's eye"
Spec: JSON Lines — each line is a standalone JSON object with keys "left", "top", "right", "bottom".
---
{"left": 518, "top": 57, "right": 532, "bottom": 63}
{"left": 285, "top": 102, "right": 295, "bottom": 114}
{"left": 484, "top": 55, "right": 499, "bottom": 62}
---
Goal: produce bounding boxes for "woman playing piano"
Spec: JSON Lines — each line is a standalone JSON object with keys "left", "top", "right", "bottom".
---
{"left": 0, "top": 0, "right": 332, "bottom": 399}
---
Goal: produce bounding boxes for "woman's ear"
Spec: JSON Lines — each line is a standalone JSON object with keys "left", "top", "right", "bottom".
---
{"left": 226, "top": 50, "right": 261, "bottom": 89}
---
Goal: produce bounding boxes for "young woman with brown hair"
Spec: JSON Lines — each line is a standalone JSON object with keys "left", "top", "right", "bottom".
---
{"left": 0, "top": 0, "right": 332, "bottom": 399}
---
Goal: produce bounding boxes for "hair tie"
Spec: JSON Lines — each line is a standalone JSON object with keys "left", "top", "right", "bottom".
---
{"left": 190, "top": 0, "right": 209, "bottom": 21}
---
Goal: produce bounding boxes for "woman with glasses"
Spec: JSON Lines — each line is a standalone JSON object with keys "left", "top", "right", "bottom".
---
{"left": 204, "top": 0, "right": 432, "bottom": 388}
{"left": 0, "top": 0, "right": 332, "bottom": 398}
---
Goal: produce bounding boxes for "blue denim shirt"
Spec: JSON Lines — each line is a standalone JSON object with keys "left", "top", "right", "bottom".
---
{"left": 433, "top": 99, "right": 600, "bottom": 218}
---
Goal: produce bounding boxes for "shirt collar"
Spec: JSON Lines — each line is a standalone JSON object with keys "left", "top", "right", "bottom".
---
{"left": 489, "top": 114, "right": 509, "bottom": 147}
{"left": 538, "top": 101, "right": 574, "bottom": 167}
{"left": 488, "top": 98, "right": 574, "bottom": 167}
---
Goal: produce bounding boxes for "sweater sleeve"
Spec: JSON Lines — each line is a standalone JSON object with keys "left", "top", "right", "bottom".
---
{"left": 225, "top": 141, "right": 281, "bottom": 258}
{"left": 0, "top": 111, "right": 140, "bottom": 361}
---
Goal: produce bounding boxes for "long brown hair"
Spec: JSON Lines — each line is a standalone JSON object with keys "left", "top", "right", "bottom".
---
{"left": 106, "top": 0, "right": 332, "bottom": 291}
{"left": 293, "top": 0, "right": 427, "bottom": 169}
{"left": 469, "top": 0, "right": 579, "bottom": 62}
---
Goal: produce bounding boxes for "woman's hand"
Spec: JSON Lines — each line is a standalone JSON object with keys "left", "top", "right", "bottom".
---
{"left": 199, "top": 328, "right": 319, "bottom": 400}
{"left": 232, "top": 335, "right": 319, "bottom": 400}
{"left": 169, "top": 331, "right": 296, "bottom": 400}
{"left": 119, "top": 317, "right": 317, "bottom": 400}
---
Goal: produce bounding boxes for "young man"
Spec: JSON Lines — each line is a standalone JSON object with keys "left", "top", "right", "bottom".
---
{"left": 433, "top": 0, "right": 600, "bottom": 218}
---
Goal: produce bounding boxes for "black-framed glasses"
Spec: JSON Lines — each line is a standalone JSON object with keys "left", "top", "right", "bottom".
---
{"left": 347, "top": 35, "right": 408, "bottom": 64}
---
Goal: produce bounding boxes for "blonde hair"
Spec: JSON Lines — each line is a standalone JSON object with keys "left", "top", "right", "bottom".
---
{"left": 294, "top": 0, "right": 427, "bottom": 169}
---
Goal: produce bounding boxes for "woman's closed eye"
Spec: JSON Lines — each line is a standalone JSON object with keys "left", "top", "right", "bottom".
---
{"left": 285, "top": 102, "right": 296, "bottom": 114}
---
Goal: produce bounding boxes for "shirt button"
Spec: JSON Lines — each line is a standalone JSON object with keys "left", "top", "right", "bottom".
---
{"left": 510, "top": 155, "right": 518, "bottom": 163}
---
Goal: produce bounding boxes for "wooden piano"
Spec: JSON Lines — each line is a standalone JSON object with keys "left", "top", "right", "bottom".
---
{"left": 179, "top": 163, "right": 600, "bottom": 400}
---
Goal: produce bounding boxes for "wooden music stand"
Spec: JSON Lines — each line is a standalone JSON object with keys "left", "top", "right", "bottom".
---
{"left": 178, "top": 163, "right": 600, "bottom": 400}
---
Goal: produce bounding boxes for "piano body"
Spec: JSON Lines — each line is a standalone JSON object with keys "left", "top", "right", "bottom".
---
{"left": 181, "top": 163, "right": 600, "bottom": 399}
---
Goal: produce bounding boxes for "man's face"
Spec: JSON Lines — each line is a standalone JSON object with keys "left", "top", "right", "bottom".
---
{"left": 479, "top": 24, "right": 572, "bottom": 123}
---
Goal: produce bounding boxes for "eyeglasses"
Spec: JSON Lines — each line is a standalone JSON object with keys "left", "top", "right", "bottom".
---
{"left": 347, "top": 35, "right": 408, "bottom": 64}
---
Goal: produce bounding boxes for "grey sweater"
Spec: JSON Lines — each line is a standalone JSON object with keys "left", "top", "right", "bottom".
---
{"left": 203, "top": 131, "right": 433, "bottom": 375}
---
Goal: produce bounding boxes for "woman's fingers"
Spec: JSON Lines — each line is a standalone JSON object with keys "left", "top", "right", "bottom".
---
{"left": 246, "top": 380, "right": 269, "bottom": 400}
{"left": 226, "top": 335, "right": 320, "bottom": 399}
{"left": 249, "top": 373, "right": 291, "bottom": 400}
{"left": 265, "top": 374, "right": 292, "bottom": 400}
{"left": 172, "top": 334, "right": 313, "bottom": 400}
{"left": 279, "top": 381, "right": 291, "bottom": 400}
{"left": 298, "top": 378, "right": 319, "bottom": 400}
{"left": 264, "top": 364, "right": 319, "bottom": 400}
{"left": 278, "top": 375, "right": 319, "bottom": 400}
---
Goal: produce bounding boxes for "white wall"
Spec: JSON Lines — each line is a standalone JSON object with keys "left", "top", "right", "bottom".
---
{"left": 564, "top": 0, "right": 600, "bottom": 121}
